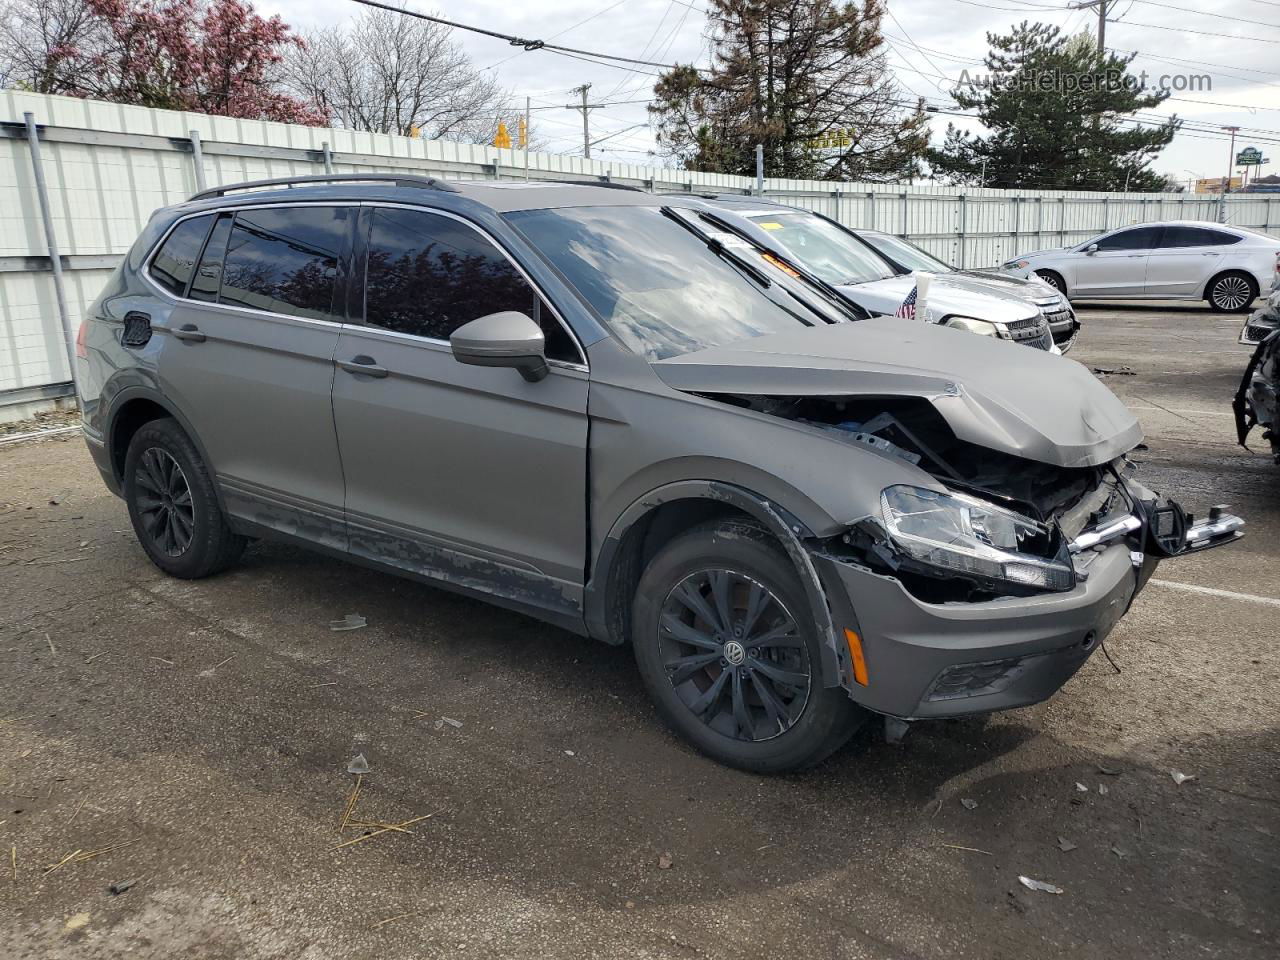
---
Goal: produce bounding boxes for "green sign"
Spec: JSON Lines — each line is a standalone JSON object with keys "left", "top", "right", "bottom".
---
{"left": 1238, "top": 146, "right": 1264, "bottom": 165}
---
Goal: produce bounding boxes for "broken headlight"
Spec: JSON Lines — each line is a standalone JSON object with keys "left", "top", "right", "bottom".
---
{"left": 880, "top": 485, "right": 1075, "bottom": 592}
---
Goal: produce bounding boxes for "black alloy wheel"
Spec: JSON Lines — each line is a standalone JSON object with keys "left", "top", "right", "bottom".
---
{"left": 134, "top": 447, "right": 195, "bottom": 557}
{"left": 659, "top": 568, "right": 812, "bottom": 742}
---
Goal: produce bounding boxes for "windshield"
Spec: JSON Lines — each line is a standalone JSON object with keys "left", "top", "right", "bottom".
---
{"left": 858, "top": 232, "right": 953, "bottom": 273}
{"left": 745, "top": 212, "right": 894, "bottom": 285}
{"left": 506, "top": 205, "right": 814, "bottom": 360}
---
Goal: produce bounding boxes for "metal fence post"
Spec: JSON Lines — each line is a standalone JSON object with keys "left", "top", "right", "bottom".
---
{"left": 322, "top": 142, "right": 334, "bottom": 175}
{"left": 23, "top": 112, "right": 80, "bottom": 404}
{"left": 189, "top": 129, "right": 207, "bottom": 193}
{"left": 1060, "top": 196, "right": 1066, "bottom": 247}
{"left": 1012, "top": 196, "right": 1021, "bottom": 255}
{"left": 867, "top": 191, "right": 876, "bottom": 230}
{"left": 958, "top": 194, "right": 967, "bottom": 268}
{"left": 899, "top": 192, "right": 907, "bottom": 236}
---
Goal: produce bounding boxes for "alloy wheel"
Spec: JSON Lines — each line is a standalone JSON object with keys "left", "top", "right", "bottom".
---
{"left": 658, "top": 569, "right": 812, "bottom": 742}
{"left": 1212, "top": 275, "right": 1253, "bottom": 311}
{"left": 134, "top": 447, "right": 195, "bottom": 557}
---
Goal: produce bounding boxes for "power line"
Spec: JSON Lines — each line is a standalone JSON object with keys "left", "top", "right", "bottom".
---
{"left": 1125, "top": 0, "right": 1280, "bottom": 28}
{"left": 346, "top": 0, "right": 708, "bottom": 72}
{"left": 482, "top": 0, "right": 631, "bottom": 71}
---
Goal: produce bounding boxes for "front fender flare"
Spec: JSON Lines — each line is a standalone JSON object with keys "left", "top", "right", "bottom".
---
{"left": 585, "top": 480, "right": 856, "bottom": 689}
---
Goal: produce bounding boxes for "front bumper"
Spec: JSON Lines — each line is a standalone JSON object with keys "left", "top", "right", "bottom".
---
{"left": 812, "top": 496, "right": 1244, "bottom": 720}
{"left": 813, "top": 543, "right": 1143, "bottom": 719}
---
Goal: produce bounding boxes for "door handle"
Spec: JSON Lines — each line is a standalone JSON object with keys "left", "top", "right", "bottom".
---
{"left": 338, "top": 355, "right": 389, "bottom": 378}
{"left": 172, "top": 323, "right": 206, "bottom": 343}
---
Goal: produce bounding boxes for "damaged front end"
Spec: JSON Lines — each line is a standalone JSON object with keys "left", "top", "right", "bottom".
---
{"left": 698, "top": 390, "right": 1246, "bottom": 721}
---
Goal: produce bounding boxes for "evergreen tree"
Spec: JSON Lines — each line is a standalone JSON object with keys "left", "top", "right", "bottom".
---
{"left": 928, "top": 21, "right": 1178, "bottom": 191}
{"left": 649, "top": 0, "right": 928, "bottom": 181}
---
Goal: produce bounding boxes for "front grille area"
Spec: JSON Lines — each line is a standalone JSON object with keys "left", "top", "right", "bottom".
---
{"left": 1005, "top": 314, "right": 1054, "bottom": 350}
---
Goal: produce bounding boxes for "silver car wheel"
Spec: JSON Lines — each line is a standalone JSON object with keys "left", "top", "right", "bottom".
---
{"left": 1212, "top": 275, "right": 1253, "bottom": 311}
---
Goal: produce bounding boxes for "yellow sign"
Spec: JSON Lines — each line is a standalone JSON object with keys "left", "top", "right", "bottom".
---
{"left": 804, "top": 131, "right": 854, "bottom": 150}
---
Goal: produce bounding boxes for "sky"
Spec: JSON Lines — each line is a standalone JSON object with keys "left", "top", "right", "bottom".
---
{"left": 255, "top": 0, "right": 1280, "bottom": 188}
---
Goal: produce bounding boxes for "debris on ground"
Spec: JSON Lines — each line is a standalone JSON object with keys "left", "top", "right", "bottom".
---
{"left": 1098, "top": 783, "right": 1109, "bottom": 796}
{"left": 433, "top": 717, "right": 463, "bottom": 731}
{"left": 1111, "top": 845, "right": 1130, "bottom": 859}
{"left": 960, "top": 798, "right": 978, "bottom": 810}
{"left": 564, "top": 750, "right": 576, "bottom": 757}
{"left": 108, "top": 878, "right": 137, "bottom": 895}
{"left": 44, "top": 839, "right": 139, "bottom": 875}
{"left": 346, "top": 754, "right": 370, "bottom": 775}
{"left": 657, "top": 851, "right": 673, "bottom": 870}
{"left": 331, "top": 814, "right": 435, "bottom": 851}
{"left": 1075, "top": 782, "right": 1089, "bottom": 793}
{"left": 1018, "top": 875, "right": 1064, "bottom": 895}
{"left": 1171, "top": 770, "right": 1196, "bottom": 785}
{"left": 1056, "top": 837, "right": 1078, "bottom": 852}
{"left": 1092, "top": 366, "right": 1136, "bottom": 376}
{"left": 940, "top": 843, "right": 992, "bottom": 856}
{"left": 329, "top": 614, "right": 367, "bottom": 631}
{"left": 64, "top": 913, "right": 90, "bottom": 931}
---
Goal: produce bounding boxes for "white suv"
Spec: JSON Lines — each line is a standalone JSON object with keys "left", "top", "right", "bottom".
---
{"left": 1004, "top": 220, "right": 1280, "bottom": 312}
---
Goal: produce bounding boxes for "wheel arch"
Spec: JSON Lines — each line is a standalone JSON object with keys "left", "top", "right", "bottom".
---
{"left": 584, "top": 480, "right": 853, "bottom": 689}
{"left": 106, "top": 388, "right": 226, "bottom": 513}
{"left": 1035, "top": 268, "right": 1067, "bottom": 297}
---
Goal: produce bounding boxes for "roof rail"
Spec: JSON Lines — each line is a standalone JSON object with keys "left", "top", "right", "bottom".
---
{"left": 190, "top": 173, "right": 459, "bottom": 202}
{"left": 539, "top": 178, "right": 643, "bottom": 192}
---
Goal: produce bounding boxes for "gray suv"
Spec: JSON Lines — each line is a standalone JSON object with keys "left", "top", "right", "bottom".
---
{"left": 79, "top": 175, "right": 1244, "bottom": 772}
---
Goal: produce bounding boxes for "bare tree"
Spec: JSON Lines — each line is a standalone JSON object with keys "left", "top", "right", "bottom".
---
{"left": 284, "top": 8, "right": 518, "bottom": 142}
{"left": 0, "top": 0, "right": 108, "bottom": 93}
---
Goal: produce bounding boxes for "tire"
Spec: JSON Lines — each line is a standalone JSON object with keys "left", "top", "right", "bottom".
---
{"left": 1035, "top": 270, "right": 1066, "bottom": 296}
{"left": 632, "top": 518, "right": 865, "bottom": 773}
{"left": 1206, "top": 271, "right": 1257, "bottom": 313}
{"left": 123, "top": 418, "right": 245, "bottom": 578}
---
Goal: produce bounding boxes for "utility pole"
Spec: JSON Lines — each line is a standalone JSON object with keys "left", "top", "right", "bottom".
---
{"left": 1069, "top": 0, "right": 1108, "bottom": 57}
{"left": 1221, "top": 125, "right": 1240, "bottom": 222}
{"left": 568, "top": 84, "right": 600, "bottom": 160}
{"left": 524, "top": 95, "right": 530, "bottom": 180}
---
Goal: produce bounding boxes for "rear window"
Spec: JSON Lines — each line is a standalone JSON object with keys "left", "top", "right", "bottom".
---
{"left": 219, "top": 206, "right": 348, "bottom": 322}
{"left": 1162, "top": 226, "right": 1242, "bottom": 248}
{"left": 149, "top": 215, "right": 214, "bottom": 296}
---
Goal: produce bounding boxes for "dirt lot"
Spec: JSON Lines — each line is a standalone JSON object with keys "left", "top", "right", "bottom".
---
{"left": 2, "top": 302, "right": 1277, "bottom": 959}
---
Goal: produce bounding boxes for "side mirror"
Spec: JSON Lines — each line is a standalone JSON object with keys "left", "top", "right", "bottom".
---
{"left": 1085, "top": 243, "right": 1098, "bottom": 255}
{"left": 450, "top": 311, "right": 548, "bottom": 382}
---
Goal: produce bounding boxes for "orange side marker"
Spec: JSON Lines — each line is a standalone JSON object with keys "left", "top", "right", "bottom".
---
{"left": 844, "top": 629, "right": 869, "bottom": 686}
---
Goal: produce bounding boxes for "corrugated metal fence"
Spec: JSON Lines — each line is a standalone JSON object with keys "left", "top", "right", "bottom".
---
{"left": 3, "top": 89, "right": 1277, "bottom": 413}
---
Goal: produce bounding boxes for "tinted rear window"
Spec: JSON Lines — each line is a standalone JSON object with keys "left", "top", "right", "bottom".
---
{"left": 219, "top": 207, "right": 348, "bottom": 321}
{"left": 1162, "top": 226, "right": 1242, "bottom": 247}
{"left": 150, "top": 215, "right": 214, "bottom": 296}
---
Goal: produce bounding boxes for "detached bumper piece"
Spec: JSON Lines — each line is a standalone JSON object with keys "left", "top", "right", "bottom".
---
{"left": 1183, "top": 506, "right": 1245, "bottom": 553}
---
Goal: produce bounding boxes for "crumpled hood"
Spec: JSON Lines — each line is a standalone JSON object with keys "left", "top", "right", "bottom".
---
{"left": 840, "top": 275, "right": 1041, "bottom": 324}
{"left": 653, "top": 317, "right": 1142, "bottom": 469}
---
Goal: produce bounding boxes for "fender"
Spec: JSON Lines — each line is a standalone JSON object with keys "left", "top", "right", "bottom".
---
{"left": 103, "top": 382, "right": 231, "bottom": 517}
{"left": 584, "top": 479, "right": 856, "bottom": 689}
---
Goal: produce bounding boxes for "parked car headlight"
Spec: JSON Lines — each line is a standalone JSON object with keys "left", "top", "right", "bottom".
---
{"left": 944, "top": 315, "right": 1003, "bottom": 337}
{"left": 880, "top": 485, "right": 1075, "bottom": 591}
{"left": 1003, "top": 258, "right": 1031, "bottom": 270}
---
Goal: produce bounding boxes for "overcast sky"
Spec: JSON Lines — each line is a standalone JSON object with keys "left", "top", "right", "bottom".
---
{"left": 256, "top": 0, "right": 1280, "bottom": 188}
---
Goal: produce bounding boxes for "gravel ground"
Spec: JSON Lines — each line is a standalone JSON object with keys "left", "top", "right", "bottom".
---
{"left": 1, "top": 302, "right": 1276, "bottom": 959}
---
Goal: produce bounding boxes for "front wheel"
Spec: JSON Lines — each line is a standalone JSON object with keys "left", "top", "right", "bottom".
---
{"left": 632, "top": 518, "right": 864, "bottom": 773}
{"left": 1035, "top": 269, "right": 1066, "bottom": 296}
{"left": 1207, "top": 271, "right": 1257, "bottom": 313}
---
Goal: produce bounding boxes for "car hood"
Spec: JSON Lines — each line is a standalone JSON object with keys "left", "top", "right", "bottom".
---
{"left": 952, "top": 270, "right": 1062, "bottom": 301}
{"left": 839, "top": 275, "right": 1041, "bottom": 323}
{"left": 653, "top": 317, "right": 1142, "bottom": 469}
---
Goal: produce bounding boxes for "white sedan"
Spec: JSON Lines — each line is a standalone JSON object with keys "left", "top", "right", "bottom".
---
{"left": 1003, "top": 220, "right": 1280, "bottom": 312}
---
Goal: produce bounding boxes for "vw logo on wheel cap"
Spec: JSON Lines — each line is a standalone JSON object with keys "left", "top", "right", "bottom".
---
{"left": 723, "top": 640, "right": 747, "bottom": 666}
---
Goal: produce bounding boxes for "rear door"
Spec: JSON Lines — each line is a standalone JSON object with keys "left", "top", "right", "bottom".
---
{"left": 331, "top": 204, "right": 589, "bottom": 625}
{"left": 1070, "top": 225, "right": 1163, "bottom": 297}
{"left": 1145, "top": 225, "right": 1238, "bottom": 297}
{"left": 152, "top": 203, "right": 353, "bottom": 549}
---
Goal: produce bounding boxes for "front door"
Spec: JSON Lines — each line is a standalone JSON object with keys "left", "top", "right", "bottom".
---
{"left": 331, "top": 205, "right": 590, "bottom": 626}
{"left": 154, "top": 204, "right": 354, "bottom": 549}
{"left": 1070, "top": 225, "right": 1163, "bottom": 298}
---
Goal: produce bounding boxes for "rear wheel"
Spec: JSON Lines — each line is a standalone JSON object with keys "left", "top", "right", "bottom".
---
{"left": 1207, "top": 271, "right": 1257, "bottom": 312}
{"left": 632, "top": 518, "right": 864, "bottom": 773}
{"left": 124, "top": 418, "right": 245, "bottom": 578}
{"left": 1035, "top": 269, "right": 1066, "bottom": 296}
